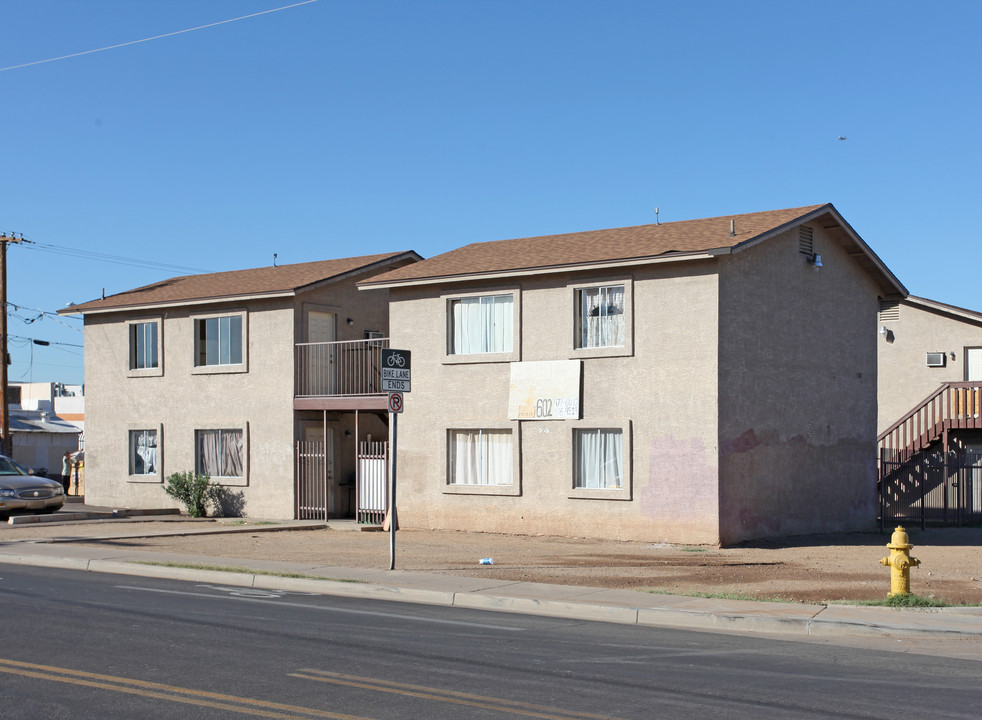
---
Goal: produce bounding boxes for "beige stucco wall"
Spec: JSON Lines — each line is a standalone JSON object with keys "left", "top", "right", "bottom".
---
{"left": 876, "top": 301, "right": 982, "bottom": 434}
{"left": 716, "top": 225, "right": 880, "bottom": 544}
{"left": 82, "top": 296, "right": 297, "bottom": 517}
{"left": 82, "top": 266, "right": 400, "bottom": 518}
{"left": 389, "top": 261, "right": 721, "bottom": 545}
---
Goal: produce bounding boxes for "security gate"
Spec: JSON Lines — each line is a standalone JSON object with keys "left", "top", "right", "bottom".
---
{"left": 296, "top": 437, "right": 333, "bottom": 520}
{"left": 357, "top": 440, "right": 388, "bottom": 525}
{"left": 880, "top": 448, "right": 982, "bottom": 529}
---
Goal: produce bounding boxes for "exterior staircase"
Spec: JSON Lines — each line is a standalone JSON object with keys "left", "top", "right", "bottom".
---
{"left": 878, "top": 382, "right": 982, "bottom": 460}
{"left": 878, "top": 382, "right": 982, "bottom": 528}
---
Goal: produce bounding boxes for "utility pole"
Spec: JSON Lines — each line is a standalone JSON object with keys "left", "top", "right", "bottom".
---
{"left": 0, "top": 232, "right": 26, "bottom": 457}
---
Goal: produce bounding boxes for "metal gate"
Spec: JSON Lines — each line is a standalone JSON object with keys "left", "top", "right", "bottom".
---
{"left": 296, "top": 439, "right": 332, "bottom": 520}
{"left": 880, "top": 449, "right": 982, "bottom": 529}
{"left": 357, "top": 440, "right": 388, "bottom": 525}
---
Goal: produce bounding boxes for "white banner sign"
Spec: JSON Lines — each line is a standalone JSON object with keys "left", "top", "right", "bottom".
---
{"left": 508, "top": 360, "right": 581, "bottom": 420}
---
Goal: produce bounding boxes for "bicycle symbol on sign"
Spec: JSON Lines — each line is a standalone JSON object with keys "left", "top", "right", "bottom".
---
{"left": 386, "top": 352, "right": 406, "bottom": 368}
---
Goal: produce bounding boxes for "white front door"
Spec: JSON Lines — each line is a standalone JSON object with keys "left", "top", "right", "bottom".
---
{"left": 306, "top": 311, "right": 337, "bottom": 394}
{"left": 967, "top": 347, "right": 982, "bottom": 381}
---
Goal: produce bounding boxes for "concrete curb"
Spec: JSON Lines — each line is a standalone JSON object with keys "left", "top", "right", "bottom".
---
{"left": 1, "top": 551, "right": 979, "bottom": 640}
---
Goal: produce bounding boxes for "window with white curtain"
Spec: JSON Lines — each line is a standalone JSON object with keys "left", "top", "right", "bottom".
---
{"left": 129, "top": 322, "right": 158, "bottom": 370}
{"left": 573, "top": 428, "right": 623, "bottom": 489}
{"left": 195, "top": 315, "right": 243, "bottom": 366}
{"left": 449, "top": 295, "right": 514, "bottom": 354}
{"left": 195, "top": 428, "right": 243, "bottom": 478}
{"left": 129, "top": 429, "right": 158, "bottom": 476}
{"left": 576, "top": 285, "right": 625, "bottom": 349}
{"left": 449, "top": 429, "right": 513, "bottom": 485}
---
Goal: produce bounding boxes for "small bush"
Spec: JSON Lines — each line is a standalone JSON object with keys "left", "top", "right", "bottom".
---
{"left": 164, "top": 471, "right": 221, "bottom": 518}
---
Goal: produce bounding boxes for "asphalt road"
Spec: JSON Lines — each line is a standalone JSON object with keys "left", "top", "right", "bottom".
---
{"left": 0, "top": 566, "right": 978, "bottom": 720}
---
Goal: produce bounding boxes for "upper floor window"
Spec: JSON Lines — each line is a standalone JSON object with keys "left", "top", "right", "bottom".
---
{"left": 576, "top": 285, "right": 625, "bottom": 349}
{"left": 130, "top": 322, "right": 158, "bottom": 370}
{"left": 450, "top": 294, "right": 514, "bottom": 355}
{"left": 195, "top": 314, "right": 243, "bottom": 367}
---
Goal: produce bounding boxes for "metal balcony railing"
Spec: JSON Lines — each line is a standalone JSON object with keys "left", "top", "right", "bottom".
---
{"left": 878, "top": 381, "right": 982, "bottom": 459}
{"left": 296, "top": 338, "right": 389, "bottom": 398}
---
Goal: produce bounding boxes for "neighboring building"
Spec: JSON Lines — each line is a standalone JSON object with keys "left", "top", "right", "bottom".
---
{"left": 61, "top": 252, "right": 420, "bottom": 518}
{"left": 360, "top": 204, "right": 906, "bottom": 545}
{"left": 877, "top": 296, "right": 982, "bottom": 434}
{"left": 13, "top": 381, "right": 85, "bottom": 433}
{"left": 8, "top": 409, "right": 82, "bottom": 474}
{"left": 876, "top": 296, "right": 982, "bottom": 527}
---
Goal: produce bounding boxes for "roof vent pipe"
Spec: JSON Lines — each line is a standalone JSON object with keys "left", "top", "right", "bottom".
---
{"left": 729, "top": 219, "right": 735, "bottom": 237}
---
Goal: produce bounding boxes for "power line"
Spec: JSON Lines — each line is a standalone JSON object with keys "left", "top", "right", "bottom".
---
{"left": 8, "top": 335, "right": 83, "bottom": 349}
{"left": 16, "top": 240, "right": 212, "bottom": 275}
{"left": 0, "top": 0, "right": 319, "bottom": 73}
{"left": 6, "top": 302, "right": 82, "bottom": 330}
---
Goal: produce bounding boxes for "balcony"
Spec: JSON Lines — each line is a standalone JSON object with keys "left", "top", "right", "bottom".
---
{"left": 295, "top": 338, "right": 390, "bottom": 411}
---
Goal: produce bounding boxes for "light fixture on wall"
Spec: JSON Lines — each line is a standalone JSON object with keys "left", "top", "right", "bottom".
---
{"left": 346, "top": 318, "right": 354, "bottom": 325}
{"left": 879, "top": 326, "right": 888, "bottom": 336}
{"left": 950, "top": 351, "right": 957, "bottom": 361}
{"left": 808, "top": 253, "right": 823, "bottom": 270}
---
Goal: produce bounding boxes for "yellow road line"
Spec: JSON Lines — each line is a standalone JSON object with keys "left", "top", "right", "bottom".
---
{"left": 0, "top": 658, "right": 372, "bottom": 720}
{"left": 291, "top": 669, "right": 626, "bottom": 720}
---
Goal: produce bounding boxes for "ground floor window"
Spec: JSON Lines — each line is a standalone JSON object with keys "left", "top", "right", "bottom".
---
{"left": 196, "top": 428, "right": 243, "bottom": 479}
{"left": 449, "top": 429, "right": 513, "bottom": 486}
{"left": 129, "top": 429, "right": 158, "bottom": 476}
{"left": 573, "top": 428, "right": 623, "bottom": 489}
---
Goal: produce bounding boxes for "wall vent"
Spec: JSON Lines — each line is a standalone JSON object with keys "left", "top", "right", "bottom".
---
{"left": 798, "top": 226, "right": 814, "bottom": 255}
{"left": 878, "top": 299, "right": 901, "bottom": 322}
{"left": 926, "top": 352, "right": 947, "bottom": 368}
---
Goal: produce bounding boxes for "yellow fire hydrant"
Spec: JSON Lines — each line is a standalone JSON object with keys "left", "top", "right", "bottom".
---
{"left": 879, "top": 525, "right": 920, "bottom": 597}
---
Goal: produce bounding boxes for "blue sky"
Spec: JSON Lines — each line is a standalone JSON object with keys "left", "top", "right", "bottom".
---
{"left": 1, "top": 0, "right": 979, "bottom": 386}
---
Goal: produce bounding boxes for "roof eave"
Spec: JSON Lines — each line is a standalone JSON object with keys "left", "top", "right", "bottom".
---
{"left": 730, "top": 203, "right": 908, "bottom": 297}
{"left": 62, "top": 289, "right": 298, "bottom": 316}
{"left": 358, "top": 250, "right": 720, "bottom": 290}
{"left": 904, "top": 296, "right": 982, "bottom": 326}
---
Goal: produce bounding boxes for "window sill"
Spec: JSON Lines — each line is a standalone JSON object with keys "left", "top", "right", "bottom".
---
{"left": 191, "top": 363, "right": 248, "bottom": 376}
{"left": 569, "top": 345, "right": 633, "bottom": 360}
{"left": 443, "top": 351, "right": 518, "bottom": 365}
{"left": 443, "top": 484, "right": 521, "bottom": 496}
{"left": 568, "top": 487, "right": 632, "bottom": 501}
{"left": 127, "top": 476, "right": 162, "bottom": 484}
{"left": 127, "top": 367, "right": 163, "bottom": 378}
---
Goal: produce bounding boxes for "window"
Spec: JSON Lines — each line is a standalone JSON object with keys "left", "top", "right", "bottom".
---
{"left": 450, "top": 295, "right": 514, "bottom": 355}
{"left": 449, "top": 429, "right": 513, "bottom": 486}
{"left": 196, "top": 429, "right": 243, "bottom": 479}
{"left": 195, "top": 315, "right": 242, "bottom": 367}
{"left": 576, "top": 285, "right": 625, "bottom": 349}
{"left": 130, "top": 322, "right": 158, "bottom": 370}
{"left": 129, "top": 429, "right": 158, "bottom": 476}
{"left": 573, "top": 428, "right": 623, "bottom": 489}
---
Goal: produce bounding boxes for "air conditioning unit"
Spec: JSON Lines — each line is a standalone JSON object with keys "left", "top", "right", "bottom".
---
{"left": 926, "top": 352, "right": 947, "bottom": 368}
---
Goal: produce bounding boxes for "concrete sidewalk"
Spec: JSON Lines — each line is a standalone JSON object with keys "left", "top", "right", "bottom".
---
{"left": 1, "top": 507, "right": 981, "bottom": 642}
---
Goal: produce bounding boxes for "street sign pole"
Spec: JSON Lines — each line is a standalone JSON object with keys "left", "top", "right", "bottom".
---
{"left": 389, "top": 408, "right": 397, "bottom": 570}
{"left": 381, "top": 349, "right": 410, "bottom": 571}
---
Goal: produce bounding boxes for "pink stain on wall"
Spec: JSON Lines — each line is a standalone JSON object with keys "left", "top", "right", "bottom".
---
{"left": 641, "top": 436, "right": 718, "bottom": 527}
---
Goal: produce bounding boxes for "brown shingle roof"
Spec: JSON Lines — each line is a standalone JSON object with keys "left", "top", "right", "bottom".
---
{"left": 63, "top": 252, "right": 418, "bottom": 314}
{"left": 362, "top": 205, "right": 829, "bottom": 286}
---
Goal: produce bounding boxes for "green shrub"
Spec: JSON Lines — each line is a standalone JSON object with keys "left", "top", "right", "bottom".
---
{"left": 164, "top": 471, "right": 221, "bottom": 518}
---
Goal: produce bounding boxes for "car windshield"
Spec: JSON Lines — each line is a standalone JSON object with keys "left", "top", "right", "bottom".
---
{"left": 0, "top": 457, "right": 28, "bottom": 476}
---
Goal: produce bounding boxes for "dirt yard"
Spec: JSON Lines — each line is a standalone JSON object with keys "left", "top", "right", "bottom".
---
{"left": 3, "top": 519, "right": 980, "bottom": 605}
